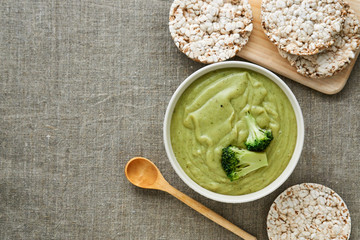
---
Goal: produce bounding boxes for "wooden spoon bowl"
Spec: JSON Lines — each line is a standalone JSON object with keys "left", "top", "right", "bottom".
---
{"left": 125, "top": 157, "right": 161, "bottom": 189}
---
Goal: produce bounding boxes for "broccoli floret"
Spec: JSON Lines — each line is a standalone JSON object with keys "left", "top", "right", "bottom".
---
{"left": 221, "top": 146, "right": 268, "bottom": 181}
{"left": 244, "top": 112, "right": 273, "bottom": 152}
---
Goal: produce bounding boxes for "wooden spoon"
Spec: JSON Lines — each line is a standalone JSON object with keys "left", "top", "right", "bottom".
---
{"left": 125, "top": 157, "right": 257, "bottom": 240}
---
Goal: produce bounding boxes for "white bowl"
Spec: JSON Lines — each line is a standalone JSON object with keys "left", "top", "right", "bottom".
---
{"left": 163, "top": 61, "right": 304, "bottom": 203}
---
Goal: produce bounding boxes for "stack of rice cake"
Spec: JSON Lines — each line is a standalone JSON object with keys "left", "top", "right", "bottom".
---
{"left": 261, "top": 0, "right": 360, "bottom": 78}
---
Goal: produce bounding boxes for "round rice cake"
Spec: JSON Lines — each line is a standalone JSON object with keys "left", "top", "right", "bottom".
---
{"left": 261, "top": 0, "right": 347, "bottom": 55}
{"left": 169, "top": 0, "right": 253, "bottom": 64}
{"left": 279, "top": 6, "right": 360, "bottom": 78}
{"left": 267, "top": 183, "right": 351, "bottom": 240}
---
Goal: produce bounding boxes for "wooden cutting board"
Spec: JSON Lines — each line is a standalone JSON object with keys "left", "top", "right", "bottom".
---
{"left": 237, "top": 0, "right": 360, "bottom": 94}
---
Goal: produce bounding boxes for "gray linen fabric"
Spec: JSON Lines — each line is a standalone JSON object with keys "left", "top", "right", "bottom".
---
{"left": 0, "top": 0, "right": 359, "bottom": 239}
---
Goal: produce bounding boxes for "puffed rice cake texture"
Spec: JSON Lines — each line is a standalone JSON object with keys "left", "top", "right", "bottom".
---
{"left": 267, "top": 183, "right": 351, "bottom": 240}
{"left": 278, "top": 4, "right": 360, "bottom": 78}
{"left": 169, "top": 0, "right": 253, "bottom": 64}
{"left": 261, "top": 0, "right": 347, "bottom": 56}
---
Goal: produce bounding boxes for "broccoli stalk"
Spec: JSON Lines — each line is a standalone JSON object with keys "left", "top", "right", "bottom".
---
{"left": 221, "top": 146, "right": 268, "bottom": 181}
{"left": 244, "top": 112, "right": 273, "bottom": 152}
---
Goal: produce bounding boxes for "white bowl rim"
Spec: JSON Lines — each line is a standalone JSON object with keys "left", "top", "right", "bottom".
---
{"left": 163, "top": 61, "right": 304, "bottom": 203}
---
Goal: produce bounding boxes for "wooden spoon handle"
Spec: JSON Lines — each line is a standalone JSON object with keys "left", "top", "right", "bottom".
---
{"left": 164, "top": 184, "right": 257, "bottom": 240}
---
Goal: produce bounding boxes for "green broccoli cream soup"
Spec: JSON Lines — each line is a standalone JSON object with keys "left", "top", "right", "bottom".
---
{"left": 170, "top": 68, "right": 297, "bottom": 195}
